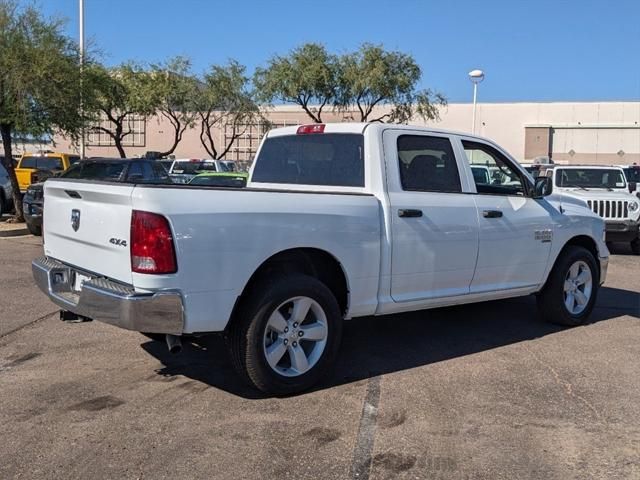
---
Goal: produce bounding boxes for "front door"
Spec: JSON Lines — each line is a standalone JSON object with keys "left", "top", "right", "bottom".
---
{"left": 384, "top": 130, "right": 480, "bottom": 302}
{"left": 457, "top": 138, "right": 554, "bottom": 293}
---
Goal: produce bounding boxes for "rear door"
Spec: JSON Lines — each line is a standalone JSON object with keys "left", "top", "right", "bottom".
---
{"left": 43, "top": 180, "right": 135, "bottom": 284}
{"left": 384, "top": 129, "right": 479, "bottom": 302}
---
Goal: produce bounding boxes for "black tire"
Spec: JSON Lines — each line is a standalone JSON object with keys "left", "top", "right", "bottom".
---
{"left": 26, "top": 221, "right": 42, "bottom": 236}
{"left": 0, "top": 193, "right": 4, "bottom": 215}
{"left": 227, "top": 274, "right": 343, "bottom": 396}
{"left": 537, "top": 246, "right": 599, "bottom": 326}
{"left": 631, "top": 238, "right": 640, "bottom": 255}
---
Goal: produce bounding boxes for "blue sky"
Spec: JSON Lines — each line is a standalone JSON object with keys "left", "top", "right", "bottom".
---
{"left": 41, "top": 0, "right": 640, "bottom": 103}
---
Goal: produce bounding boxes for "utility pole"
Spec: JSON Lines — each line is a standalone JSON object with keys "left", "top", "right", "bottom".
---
{"left": 79, "top": 0, "right": 85, "bottom": 159}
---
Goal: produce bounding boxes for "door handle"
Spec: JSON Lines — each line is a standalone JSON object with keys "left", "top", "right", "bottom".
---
{"left": 398, "top": 209, "right": 423, "bottom": 218}
{"left": 483, "top": 210, "right": 503, "bottom": 218}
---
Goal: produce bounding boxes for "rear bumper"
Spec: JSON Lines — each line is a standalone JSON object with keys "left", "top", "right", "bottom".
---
{"left": 605, "top": 220, "right": 639, "bottom": 242}
{"left": 32, "top": 256, "right": 184, "bottom": 335}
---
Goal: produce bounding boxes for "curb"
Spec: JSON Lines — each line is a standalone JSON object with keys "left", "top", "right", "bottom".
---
{"left": 0, "top": 226, "right": 30, "bottom": 238}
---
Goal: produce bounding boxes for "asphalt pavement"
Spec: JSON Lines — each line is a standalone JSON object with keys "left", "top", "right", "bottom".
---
{"left": 0, "top": 234, "right": 638, "bottom": 479}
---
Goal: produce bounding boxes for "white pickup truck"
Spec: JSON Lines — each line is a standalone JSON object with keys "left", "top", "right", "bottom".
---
{"left": 33, "top": 123, "right": 609, "bottom": 394}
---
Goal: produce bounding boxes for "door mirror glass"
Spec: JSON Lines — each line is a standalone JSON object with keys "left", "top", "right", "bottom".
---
{"left": 533, "top": 176, "right": 552, "bottom": 198}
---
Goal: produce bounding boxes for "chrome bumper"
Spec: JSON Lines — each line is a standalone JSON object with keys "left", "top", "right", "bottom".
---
{"left": 599, "top": 255, "right": 608, "bottom": 285}
{"left": 32, "top": 256, "right": 184, "bottom": 335}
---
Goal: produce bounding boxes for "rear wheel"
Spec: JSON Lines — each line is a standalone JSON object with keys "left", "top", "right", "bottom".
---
{"left": 0, "top": 194, "right": 4, "bottom": 215}
{"left": 227, "top": 274, "right": 342, "bottom": 395}
{"left": 537, "top": 246, "right": 599, "bottom": 326}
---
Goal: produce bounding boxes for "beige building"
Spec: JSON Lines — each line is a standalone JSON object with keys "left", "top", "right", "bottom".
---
{"left": 45, "top": 101, "right": 640, "bottom": 167}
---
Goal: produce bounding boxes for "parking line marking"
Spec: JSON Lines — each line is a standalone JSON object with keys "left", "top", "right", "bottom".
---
{"left": 349, "top": 375, "right": 381, "bottom": 480}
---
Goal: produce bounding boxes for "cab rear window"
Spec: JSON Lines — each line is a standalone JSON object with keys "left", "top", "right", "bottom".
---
{"left": 252, "top": 133, "right": 364, "bottom": 187}
{"left": 20, "top": 156, "right": 63, "bottom": 170}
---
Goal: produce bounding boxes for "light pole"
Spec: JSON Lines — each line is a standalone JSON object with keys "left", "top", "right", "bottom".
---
{"left": 79, "top": 0, "right": 85, "bottom": 159}
{"left": 468, "top": 69, "right": 484, "bottom": 135}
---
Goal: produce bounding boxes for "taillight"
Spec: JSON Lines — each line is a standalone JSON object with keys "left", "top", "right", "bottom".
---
{"left": 130, "top": 211, "right": 177, "bottom": 274}
{"left": 297, "top": 124, "right": 325, "bottom": 134}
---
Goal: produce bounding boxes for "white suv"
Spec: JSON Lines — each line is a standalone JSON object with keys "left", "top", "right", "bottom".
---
{"left": 543, "top": 165, "right": 640, "bottom": 254}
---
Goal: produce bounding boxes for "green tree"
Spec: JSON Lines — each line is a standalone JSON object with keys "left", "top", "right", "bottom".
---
{"left": 0, "top": 1, "right": 86, "bottom": 221}
{"left": 84, "top": 62, "right": 157, "bottom": 158}
{"left": 195, "top": 61, "right": 262, "bottom": 159}
{"left": 337, "top": 44, "right": 446, "bottom": 123}
{"left": 148, "top": 56, "right": 198, "bottom": 157}
{"left": 254, "top": 43, "right": 338, "bottom": 123}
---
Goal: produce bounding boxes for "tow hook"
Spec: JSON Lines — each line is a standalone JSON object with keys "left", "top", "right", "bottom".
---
{"left": 165, "top": 334, "right": 182, "bottom": 354}
{"left": 59, "top": 310, "right": 93, "bottom": 323}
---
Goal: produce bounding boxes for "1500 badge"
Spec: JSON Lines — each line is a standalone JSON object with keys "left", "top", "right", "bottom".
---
{"left": 109, "top": 238, "right": 127, "bottom": 247}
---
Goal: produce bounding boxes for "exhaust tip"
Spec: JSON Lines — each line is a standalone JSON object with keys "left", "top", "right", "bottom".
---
{"left": 165, "top": 334, "right": 182, "bottom": 355}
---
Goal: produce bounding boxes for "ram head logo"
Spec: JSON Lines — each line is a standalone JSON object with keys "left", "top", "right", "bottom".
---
{"left": 71, "top": 209, "right": 81, "bottom": 232}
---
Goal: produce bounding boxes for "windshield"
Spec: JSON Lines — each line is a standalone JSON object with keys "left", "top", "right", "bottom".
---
{"left": 171, "top": 161, "right": 217, "bottom": 175}
{"left": 61, "top": 161, "right": 126, "bottom": 181}
{"left": 556, "top": 168, "right": 627, "bottom": 189}
{"left": 189, "top": 175, "right": 247, "bottom": 187}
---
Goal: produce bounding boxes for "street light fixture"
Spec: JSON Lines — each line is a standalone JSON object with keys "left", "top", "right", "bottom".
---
{"left": 468, "top": 69, "right": 484, "bottom": 135}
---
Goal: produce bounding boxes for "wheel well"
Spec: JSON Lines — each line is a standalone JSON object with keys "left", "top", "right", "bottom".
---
{"left": 556, "top": 235, "right": 601, "bottom": 280}
{"left": 564, "top": 235, "right": 599, "bottom": 261}
{"left": 234, "top": 248, "right": 349, "bottom": 317}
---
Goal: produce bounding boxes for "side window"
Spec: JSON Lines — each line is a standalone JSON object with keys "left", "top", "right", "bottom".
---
{"left": 126, "top": 162, "right": 144, "bottom": 182}
{"left": 397, "top": 135, "right": 461, "bottom": 193}
{"left": 462, "top": 140, "right": 526, "bottom": 196}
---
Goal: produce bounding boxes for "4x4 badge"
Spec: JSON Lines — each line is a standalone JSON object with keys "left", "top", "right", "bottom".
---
{"left": 71, "top": 209, "right": 81, "bottom": 232}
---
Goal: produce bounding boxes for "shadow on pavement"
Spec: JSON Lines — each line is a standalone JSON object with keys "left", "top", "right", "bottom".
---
{"left": 141, "top": 286, "right": 639, "bottom": 399}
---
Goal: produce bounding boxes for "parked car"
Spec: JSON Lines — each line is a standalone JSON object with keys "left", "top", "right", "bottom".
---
{"left": 188, "top": 172, "right": 248, "bottom": 187}
{"left": 0, "top": 159, "right": 15, "bottom": 214}
{"left": 23, "top": 158, "right": 172, "bottom": 236}
{"left": 165, "top": 159, "right": 218, "bottom": 184}
{"left": 541, "top": 165, "right": 640, "bottom": 253}
{"left": 15, "top": 151, "right": 80, "bottom": 193}
{"left": 33, "top": 123, "right": 608, "bottom": 395}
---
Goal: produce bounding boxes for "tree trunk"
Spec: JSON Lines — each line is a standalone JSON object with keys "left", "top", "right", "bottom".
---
{"left": 114, "top": 137, "right": 127, "bottom": 158}
{"left": 0, "top": 123, "right": 24, "bottom": 222}
{"left": 158, "top": 118, "right": 184, "bottom": 158}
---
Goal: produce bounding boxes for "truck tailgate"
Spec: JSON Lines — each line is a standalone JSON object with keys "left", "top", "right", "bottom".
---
{"left": 43, "top": 180, "right": 135, "bottom": 285}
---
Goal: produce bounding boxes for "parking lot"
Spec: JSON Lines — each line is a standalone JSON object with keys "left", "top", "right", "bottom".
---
{"left": 0, "top": 233, "right": 638, "bottom": 480}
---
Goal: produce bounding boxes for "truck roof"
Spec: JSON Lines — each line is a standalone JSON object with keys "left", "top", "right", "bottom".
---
{"left": 265, "top": 122, "right": 490, "bottom": 142}
{"left": 546, "top": 165, "right": 625, "bottom": 170}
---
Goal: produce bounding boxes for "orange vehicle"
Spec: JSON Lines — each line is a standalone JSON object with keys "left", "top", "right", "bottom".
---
{"left": 15, "top": 151, "right": 80, "bottom": 192}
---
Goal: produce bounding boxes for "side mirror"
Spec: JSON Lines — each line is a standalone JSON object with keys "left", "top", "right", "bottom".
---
{"left": 532, "top": 176, "right": 552, "bottom": 198}
{"left": 629, "top": 182, "right": 637, "bottom": 193}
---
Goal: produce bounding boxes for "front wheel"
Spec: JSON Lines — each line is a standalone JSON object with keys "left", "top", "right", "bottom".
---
{"left": 631, "top": 238, "right": 640, "bottom": 255}
{"left": 537, "top": 246, "right": 599, "bottom": 326}
{"left": 26, "top": 221, "right": 42, "bottom": 236}
{"left": 227, "top": 274, "right": 343, "bottom": 395}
